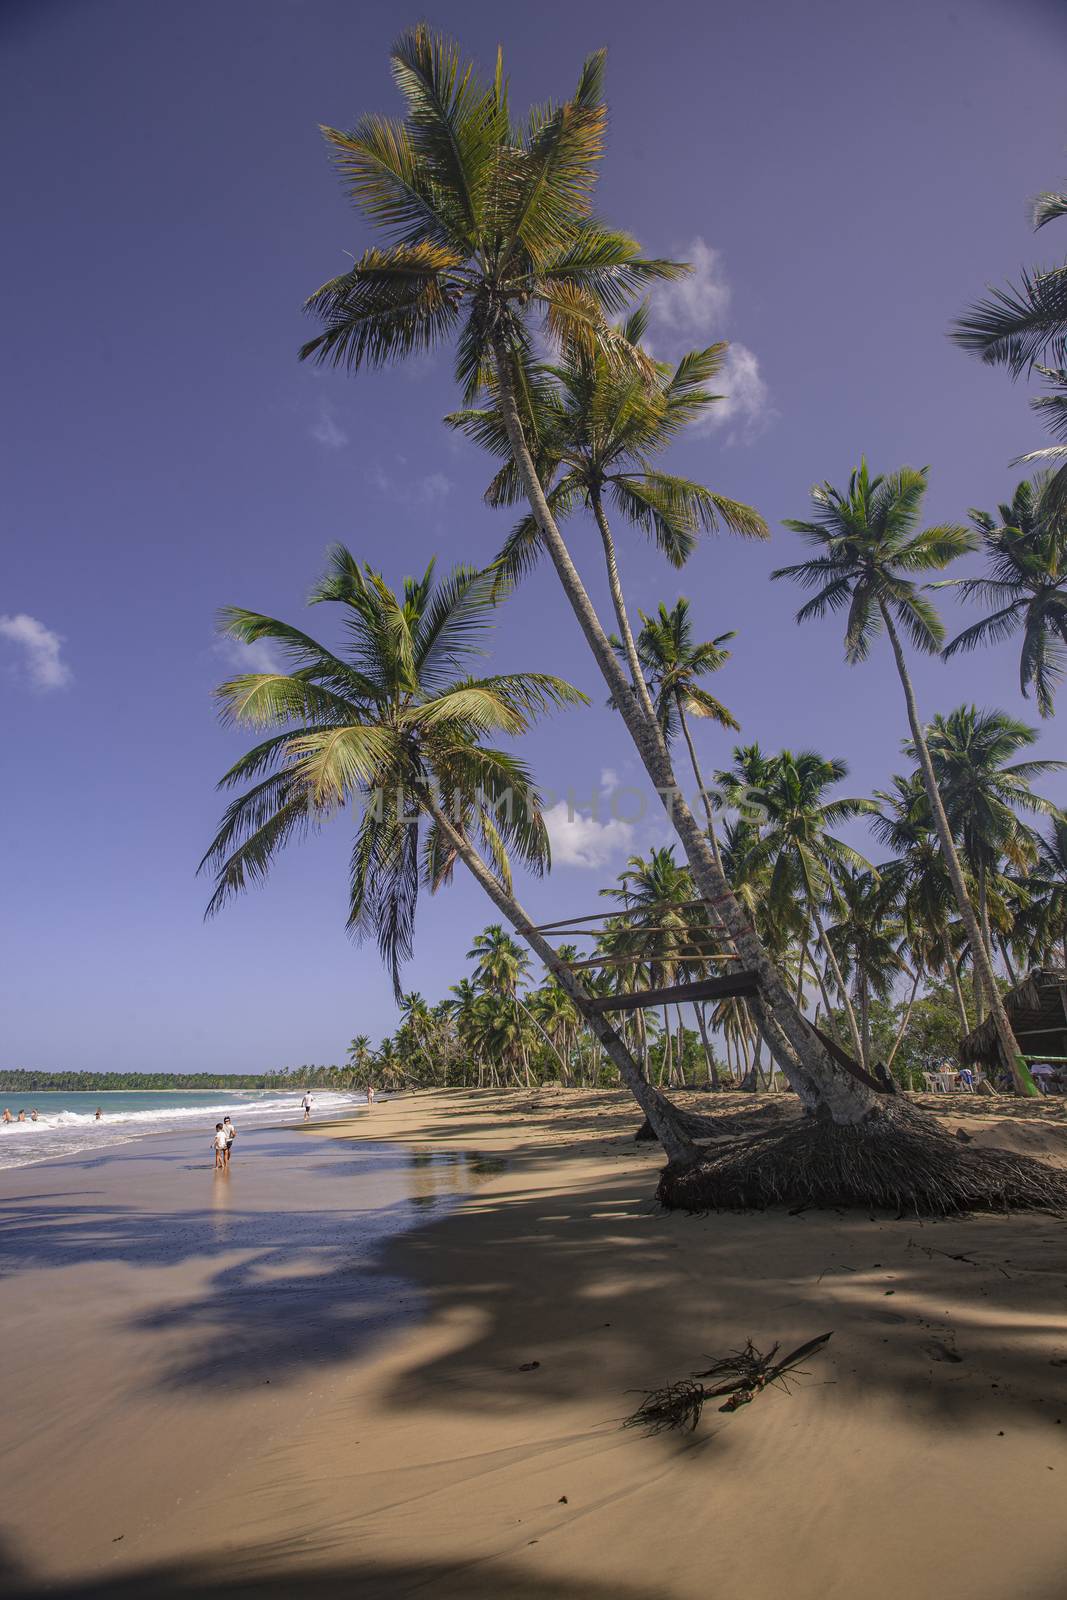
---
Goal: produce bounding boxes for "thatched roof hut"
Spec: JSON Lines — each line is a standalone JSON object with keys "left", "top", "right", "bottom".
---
{"left": 959, "top": 968, "right": 1067, "bottom": 1068}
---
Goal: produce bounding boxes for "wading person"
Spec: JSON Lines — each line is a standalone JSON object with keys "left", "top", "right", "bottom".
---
{"left": 223, "top": 1115, "right": 236, "bottom": 1165}
{"left": 213, "top": 1122, "right": 228, "bottom": 1170}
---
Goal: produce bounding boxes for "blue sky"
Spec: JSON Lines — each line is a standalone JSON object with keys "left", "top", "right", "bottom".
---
{"left": 2, "top": 0, "right": 1066, "bottom": 1073}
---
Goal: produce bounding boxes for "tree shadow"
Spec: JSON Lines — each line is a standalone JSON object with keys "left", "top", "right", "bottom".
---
{"left": 0, "top": 1539, "right": 661, "bottom": 1600}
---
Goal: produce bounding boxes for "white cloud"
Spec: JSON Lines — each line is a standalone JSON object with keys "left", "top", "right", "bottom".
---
{"left": 0, "top": 613, "right": 72, "bottom": 689}
{"left": 599, "top": 767, "right": 620, "bottom": 796}
{"left": 369, "top": 464, "right": 453, "bottom": 505}
{"left": 655, "top": 237, "right": 732, "bottom": 332}
{"left": 214, "top": 636, "right": 281, "bottom": 674}
{"left": 309, "top": 400, "right": 348, "bottom": 451}
{"left": 703, "top": 342, "right": 773, "bottom": 442}
{"left": 544, "top": 801, "right": 634, "bottom": 869}
{"left": 650, "top": 237, "right": 773, "bottom": 441}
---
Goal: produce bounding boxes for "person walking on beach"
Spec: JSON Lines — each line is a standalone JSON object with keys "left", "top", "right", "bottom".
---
{"left": 301, "top": 1091, "right": 314, "bottom": 1122}
{"left": 223, "top": 1115, "right": 236, "bottom": 1165}
{"left": 367, "top": 1084, "right": 375, "bottom": 1106}
{"left": 213, "top": 1122, "right": 228, "bottom": 1170}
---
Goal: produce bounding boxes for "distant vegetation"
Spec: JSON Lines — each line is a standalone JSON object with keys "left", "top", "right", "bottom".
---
{"left": 0, "top": 1067, "right": 355, "bottom": 1093}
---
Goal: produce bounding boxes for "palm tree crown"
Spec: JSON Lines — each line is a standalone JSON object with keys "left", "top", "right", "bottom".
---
{"left": 943, "top": 476, "right": 1067, "bottom": 716}
{"left": 299, "top": 29, "right": 682, "bottom": 402}
{"left": 774, "top": 460, "right": 975, "bottom": 661}
{"left": 446, "top": 303, "right": 767, "bottom": 583}
{"left": 200, "top": 546, "right": 585, "bottom": 992}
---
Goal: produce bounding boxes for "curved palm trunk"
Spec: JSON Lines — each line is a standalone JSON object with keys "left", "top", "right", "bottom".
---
{"left": 491, "top": 337, "right": 878, "bottom": 1124}
{"left": 879, "top": 604, "right": 1036, "bottom": 1095}
{"left": 424, "top": 794, "right": 696, "bottom": 1163}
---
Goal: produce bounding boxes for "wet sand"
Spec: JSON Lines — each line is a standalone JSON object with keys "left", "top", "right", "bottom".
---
{"left": 2, "top": 1089, "right": 1067, "bottom": 1599}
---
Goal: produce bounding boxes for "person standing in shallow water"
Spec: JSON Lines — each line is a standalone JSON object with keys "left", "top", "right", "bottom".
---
{"left": 223, "top": 1116, "right": 236, "bottom": 1165}
{"left": 301, "top": 1091, "right": 313, "bottom": 1122}
{"left": 212, "top": 1123, "right": 228, "bottom": 1170}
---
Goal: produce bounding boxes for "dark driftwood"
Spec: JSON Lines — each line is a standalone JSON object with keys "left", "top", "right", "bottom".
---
{"left": 624, "top": 1332, "right": 834, "bottom": 1433}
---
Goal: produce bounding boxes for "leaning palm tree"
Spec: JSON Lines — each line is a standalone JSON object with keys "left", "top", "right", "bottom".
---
{"left": 942, "top": 476, "right": 1067, "bottom": 716}
{"left": 298, "top": 26, "right": 883, "bottom": 1128}
{"left": 200, "top": 543, "right": 692, "bottom": 1159}
{"left": 776, "top": 460, "right": 1037, "bottom": 1095}
{"left": 951, "top": 181, "right": 1067, "bottom": 510}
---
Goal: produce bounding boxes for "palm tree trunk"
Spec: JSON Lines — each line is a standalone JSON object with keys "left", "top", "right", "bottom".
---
{"left": 676, "top": 696, "right": 727, "bottom": 875}
{"left": 810, "top": 897, "right": 866, "bottom": 1068}
{"left": 424, "top": 793, "right": 695, "bottom": 1162}
{"left": 886, "top": 966, "right": 922, "bottom": 1071}
{"left": 941, "top": 932, "right": 971, "bottom": 1034}
{"left": 694, "top": 1002, "right": 720, "bottom": 1087}
{"left": 878, "top": 602, "right": 1036, "bottom": 1095}
{"left": 490, "top": 336, "right": 878, "bottom": 1124}
{"left": 859, "top": 973, "right": 871, "bottom": 1073}
{"left": 589, "top": 484, "right": 661, "bottom": 729}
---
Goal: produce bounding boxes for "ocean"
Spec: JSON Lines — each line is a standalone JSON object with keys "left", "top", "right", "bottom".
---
{"left": 0, "top": 1089, "right": 368, "bottom": 1170}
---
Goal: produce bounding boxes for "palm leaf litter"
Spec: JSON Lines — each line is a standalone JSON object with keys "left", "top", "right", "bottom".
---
{"left": 625, "top": 1332, "right": 834, "bottom": 1434}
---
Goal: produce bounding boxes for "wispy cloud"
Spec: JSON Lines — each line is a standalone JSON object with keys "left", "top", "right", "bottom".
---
{"left": 651, "top": 236, "right": 773, "bottom": 442}
{"left": 213, "top": 636, "right": 281, "bottom": 675}
{"left": 544, "top": 800, "right": 634, "bottom": 869}
{"left": 656, "top": 237, "right": 733, "bottom": 331}
{"left": 308, "top": 399, "right": 348, "bottom": 451}
{"left": 0, "top": 613, "right": 72, "bottom": 689}
{"left": 369, "top": 464, "right": 453, "bottom": 506}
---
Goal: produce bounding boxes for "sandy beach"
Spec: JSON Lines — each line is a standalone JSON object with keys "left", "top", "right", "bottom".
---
{"left": 2, "top": 1089, "right": 1067, "bottom": 1599}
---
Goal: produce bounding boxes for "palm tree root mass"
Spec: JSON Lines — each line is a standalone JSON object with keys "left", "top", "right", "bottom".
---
{"left": 656, "top": 1107, "right": 1067, "bottom": 1216}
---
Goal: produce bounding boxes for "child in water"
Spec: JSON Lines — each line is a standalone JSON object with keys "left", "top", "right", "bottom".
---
{"left": 213, "top": 1122, "right": 228, "bottom": 1170}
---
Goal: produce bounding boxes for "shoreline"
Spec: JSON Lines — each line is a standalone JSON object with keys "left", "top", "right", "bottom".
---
{"left": 2, "top": 1089, "right": 1067, "bottom": 1598}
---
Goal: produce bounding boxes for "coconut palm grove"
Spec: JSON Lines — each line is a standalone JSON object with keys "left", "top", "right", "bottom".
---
{"left": 199, "top": 27, "right": 1067, "bottom": 1208}
{"left": 8, "top": 9, "right": 1067, "bottom": 1597}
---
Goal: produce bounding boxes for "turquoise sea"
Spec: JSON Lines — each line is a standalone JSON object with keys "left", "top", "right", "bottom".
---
{"left": 0, "top": 1089, "right": 367, "bottom": 1170}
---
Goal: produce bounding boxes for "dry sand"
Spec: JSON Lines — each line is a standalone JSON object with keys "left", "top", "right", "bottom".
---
{"left": 2, "top": 1089, "right": 1067, "bottom": 1599}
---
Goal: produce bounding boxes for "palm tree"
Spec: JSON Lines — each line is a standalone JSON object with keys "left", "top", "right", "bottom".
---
{"left": 951, "top": 182, "right": 1067, "bottom": 510}
{"left": 776, "top": 460, "right": 1037, "bottom": 1094}
{"left": 200, "top": 543, "right": 692, "bottom": 1159}
{"left": 744, "top": 750, "right": 877, "bottom": 1068}
{"left": 1032, "top": 819, "right": 1067, "bottom": 969}
{"left": 920, "top": 706, "right": 1066, "bottom": 992}
{"left": 825, "top": 869, "right": 907, "bottom": 1072}
{"left": 941, "top": 477, "right": 1067, "bottom": 716}
{"left": 346, "top": 1033, "right": 372, "bottom": 1087}
{"left": 873, "top": 773, "right": 971, "bottom": 1034}
{"left": 601, "top": 847, "right": 700, "bottom": 1087}
{"left": 467, "top": 925, "right": 531, "bottom": 998}
{"left": 298, "top": 26, "right": 882, "bottom": 1125}
{"left": 447, "top": 304, "right": 765, "bottom": 721}
{"left": 624, "top": 599, "right": 738, "bottom": 868}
